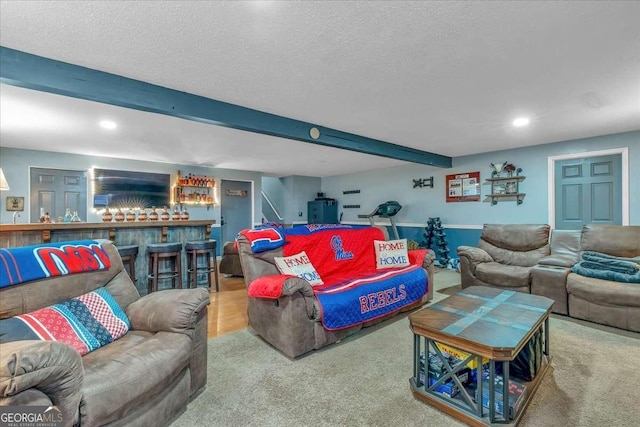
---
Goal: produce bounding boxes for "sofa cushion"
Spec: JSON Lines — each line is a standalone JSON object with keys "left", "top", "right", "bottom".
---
{"left": 580, "top": 224, "right": 640, "bottom": 258}
{"left": 274, "top": 251, "right": 323, "bottom": 286}
{"left": 80, "top": 330, "right": 191, "bottom": 425}
{"left": 566, "top": 273, "right": 640, "bottom": 307}
{"left": 479, "top": 224, "right": 550, "bottom": 267}
{"left": 374, "top": 239, "right": 410, "bottom": 269}
{"left": 0, "top": 287, "right": 130, "bottom": 356}
{"left": 475, "top": 263, "right": 531, "bottom": 288}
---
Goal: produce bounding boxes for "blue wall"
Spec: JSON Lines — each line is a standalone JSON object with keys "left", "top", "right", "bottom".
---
{"left": 0, "top": 147, "right": 266, "bottom": 256}
{"left": 324, "top": 131, "right": 639, "bottom": 258}
{"left": 2, "top": 131, "right": 637, "bottom": 259}
{"left": 263, "top": 175, "right": 321, "bottom": 225}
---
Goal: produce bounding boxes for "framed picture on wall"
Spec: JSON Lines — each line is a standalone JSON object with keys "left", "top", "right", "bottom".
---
{"left": 6, "top": 196, "right": 25, "bottom": 211}
{"left": 492, "top": 184, "right": 506, "bottom": 195}
{"left": 445, "top": 171, "right": 481, "bottom": 202}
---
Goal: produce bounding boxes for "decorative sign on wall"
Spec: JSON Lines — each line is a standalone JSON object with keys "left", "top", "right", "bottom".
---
{"left": 446, "top": 171, "right": 481, "bottom": 202}
{"left": 5, "top": 196, "right": 24, "bottom": 211}
{"left": 225, "top": 189, "right": 247, "bottom": 197}
{"left": 412, "top": 177, "right": 434, "bottom": 188}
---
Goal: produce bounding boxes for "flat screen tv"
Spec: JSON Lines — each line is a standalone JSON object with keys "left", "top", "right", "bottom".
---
{"left": 92, "top": 168, "right": 171, "bottom": 209}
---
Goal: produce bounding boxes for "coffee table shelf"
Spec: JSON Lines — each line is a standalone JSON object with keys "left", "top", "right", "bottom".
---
{"left": 409, "top": 286, "right": 554, "bottom": 426}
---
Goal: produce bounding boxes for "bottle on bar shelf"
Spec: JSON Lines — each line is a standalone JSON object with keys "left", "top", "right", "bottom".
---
{"left": 161, "top": 206, "right": 169, "bottom": 221}
{"left": 63, "top": 208, "right": 72, "bottom": 223}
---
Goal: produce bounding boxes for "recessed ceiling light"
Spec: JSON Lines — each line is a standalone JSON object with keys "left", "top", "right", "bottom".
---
{"left": 99, "top": 120, "right": 117, "bottom": 130}
{"left": 512, "top": 117, "right": 530, "bottom": 127}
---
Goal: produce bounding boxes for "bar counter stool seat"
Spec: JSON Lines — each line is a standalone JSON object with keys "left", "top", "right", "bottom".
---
{"left": 185, "top": 240, "right": 219, "bottom": 292}
{"left": 147, "top": 242, "right": 183, "bottom": 294}
{"left": 116, "top": 245, "right": 139, "bottom": 285}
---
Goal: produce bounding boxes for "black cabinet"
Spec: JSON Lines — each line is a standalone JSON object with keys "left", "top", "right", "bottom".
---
{"left": 308, "top": 199, "right": 338, "bottom": 224}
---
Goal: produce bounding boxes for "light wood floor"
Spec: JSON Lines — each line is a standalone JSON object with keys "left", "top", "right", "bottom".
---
{"left": 207, "top": 275, "right": 249, "bottom": 338}
{"left": 206, "top": 267, "right": 451, "bottom": 339}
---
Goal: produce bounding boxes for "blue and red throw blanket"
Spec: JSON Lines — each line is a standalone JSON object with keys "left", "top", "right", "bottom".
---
{"left": 0, "top": 240, "right": 111, "bottom": 289}
{"left": 315, "top": 264, "right": 427, "bottom": 330}
{"left": 244, "top": 224, "right": 429, "bottom": 330}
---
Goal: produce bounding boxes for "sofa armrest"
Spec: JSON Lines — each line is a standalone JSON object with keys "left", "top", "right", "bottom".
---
{"left": 248, "top": 275, "right": 316, "bottom": 322}
{"left": 0, "top": 340, "right": 83, "bottom": 427}
{"left": 126, "top": 288, "right": 210, "bottom": 337}
{"left": 457, "top": 246, "right": 493, "bottom": 269}
{"left": 408, "top": 249, "right": 436, "bottom": 301}
{"left": 248, "top": 275, "right": 315, "bottom": 299}
{"left": 538, "top": 254, "right": 577, "bottom": 268}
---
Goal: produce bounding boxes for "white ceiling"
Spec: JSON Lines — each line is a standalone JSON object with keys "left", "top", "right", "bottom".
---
{"left": 1, "top": 1, "right": 639, "bottom": 177}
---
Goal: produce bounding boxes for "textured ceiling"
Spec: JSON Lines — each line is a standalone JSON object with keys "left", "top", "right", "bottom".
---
{"left": 1, "top": 1, "right": 639, "bottom": 177}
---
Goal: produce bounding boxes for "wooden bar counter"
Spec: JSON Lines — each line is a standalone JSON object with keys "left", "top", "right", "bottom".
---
{"left": 0, "top": 220, "right": 215, "bottom": 295}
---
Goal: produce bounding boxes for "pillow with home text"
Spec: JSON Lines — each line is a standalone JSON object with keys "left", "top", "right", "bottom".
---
{"left": 374, "top": 239, "right": 410, "bottom": 269}
{"left": 274, "top": 251, "right": 324, "bottom": 286}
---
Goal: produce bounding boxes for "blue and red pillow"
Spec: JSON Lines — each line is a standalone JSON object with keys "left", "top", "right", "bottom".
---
{"left": 0, "top": 287, "right": 130, "bottom": 356}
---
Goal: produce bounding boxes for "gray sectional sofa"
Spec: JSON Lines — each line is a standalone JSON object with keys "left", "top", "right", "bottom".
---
{"left": 459, "top": 224, "right": 640, "bottom": 332}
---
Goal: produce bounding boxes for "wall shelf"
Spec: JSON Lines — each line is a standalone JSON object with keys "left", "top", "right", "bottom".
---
{"left": 174, "top": 171, "right": 215, "bottom": 210}
{"left": 485, "top": 175, "right": 526, "bottom": 205}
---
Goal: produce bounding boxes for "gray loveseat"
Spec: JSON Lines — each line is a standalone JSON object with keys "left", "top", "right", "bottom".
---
{"left": 238, "top": 226, "right": 435, "bottom": 358}
{"left": 0, "top": 240, "right": 210, "bottom": 426}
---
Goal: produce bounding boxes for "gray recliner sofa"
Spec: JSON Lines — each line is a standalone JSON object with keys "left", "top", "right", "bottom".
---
{"left": 542, "top": 224, "right": 640, "bottom": 332}
{"left": 459, "top": 224, "right": 640, "bottom": 333}
{"left": 238, "top": 226, "right": 435, "bottom": 359}
{"left": 457, "top": 224, "right": 551, "bottom": 293}
{"left": 0, "top": 240, "right": 210, "bottom": 426}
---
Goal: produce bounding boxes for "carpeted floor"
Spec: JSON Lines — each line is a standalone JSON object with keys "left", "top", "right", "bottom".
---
{"left": 172, "top": 270, "right": 640, "bottom": 427}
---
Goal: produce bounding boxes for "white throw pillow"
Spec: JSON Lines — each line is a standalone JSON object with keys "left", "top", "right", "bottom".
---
{"left": 274, "top": 251, "right": 324, "bottom": 286}
{"left": 374, "top": 239, "right": 410, "bottom": 269}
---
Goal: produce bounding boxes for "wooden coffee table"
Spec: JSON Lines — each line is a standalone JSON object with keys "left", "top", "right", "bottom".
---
{"left": 409, "top": 286, "right": 554, "bottom": 426}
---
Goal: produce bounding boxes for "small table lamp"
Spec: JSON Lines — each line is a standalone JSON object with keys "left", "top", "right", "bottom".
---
{"left": 0, "top": 168, "right": 10, "bottom": 191}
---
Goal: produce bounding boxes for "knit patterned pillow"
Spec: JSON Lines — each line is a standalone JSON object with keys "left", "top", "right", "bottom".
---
{"left": 0, "top": 287, "right": 130, "bottom": 355}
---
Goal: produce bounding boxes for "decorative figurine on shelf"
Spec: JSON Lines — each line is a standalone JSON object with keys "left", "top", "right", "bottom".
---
{"left": 102, "top": 207, "right": 113, "bottom": 222}
{"left": 126, "top": 208, "right": 136, "bottom": 222}
{"left": 138, "top": 209, "right": 148, "bottom": 222}
{"left": 180, "top": 206, "right": 189, "bottom": 221}
{"left": 70, "top": 211, "right": 81, "bottom": 222}
{"left": 63, "top": 208, "right": 72, "bottom": 223}
{"left": 172, "top": 206, "right": 181, "bottom": 221}
{"left": 504, "top": 163, "right": 516, "bottom": 177}
{"left": 491, "top": 161, "right": 508, "bottom": 178}
{"left": 114, "top": 208, "right": 125, "bottom": 222}
{"left": 149, "top": 207, "right": 159, "bottom": 221}
{"left": 161, "top": 206, "right": 170, "bottom": 221}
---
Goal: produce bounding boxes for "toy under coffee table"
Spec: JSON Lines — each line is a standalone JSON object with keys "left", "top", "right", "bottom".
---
{"left": 409, "top": 286, "right": 553, "bottom": 426}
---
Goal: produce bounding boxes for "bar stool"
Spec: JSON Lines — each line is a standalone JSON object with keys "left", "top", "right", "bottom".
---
{"left": 185, "top": 240, "right": 219, "bottom": 292}
{"left": 117, "top": 245, "right": 139, "bottom": 284}
{"left": 147, "top": 242, "right": 183, "bottom": 293}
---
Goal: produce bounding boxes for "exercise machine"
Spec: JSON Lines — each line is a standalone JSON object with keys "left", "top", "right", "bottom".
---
{"left": 358, "top": 201, "right": 402, "bottom": 239}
